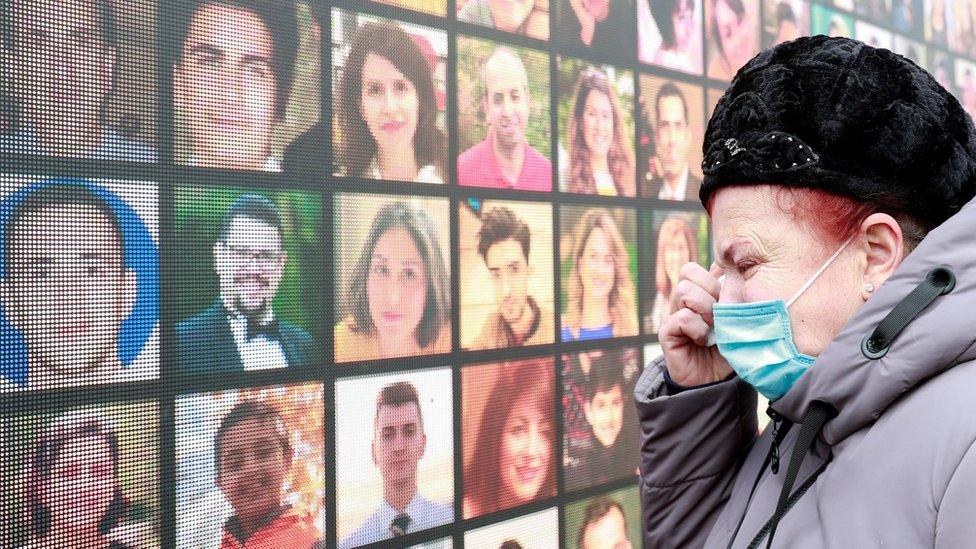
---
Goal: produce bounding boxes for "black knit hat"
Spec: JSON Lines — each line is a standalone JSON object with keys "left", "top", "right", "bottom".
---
{"left": 700, "top": 35, "right": 976, "bottom": 228}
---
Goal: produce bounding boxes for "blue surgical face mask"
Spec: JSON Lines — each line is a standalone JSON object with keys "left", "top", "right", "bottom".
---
{"left": 709, "top": 237, "right": 853, "bottom": 401}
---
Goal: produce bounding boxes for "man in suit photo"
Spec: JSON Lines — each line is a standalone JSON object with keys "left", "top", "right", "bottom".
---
{"left": 641, "top": 82, "right": 702, "bottom": 201}
{"left": 177, "top": 194, "right": 315, "bottom": 373}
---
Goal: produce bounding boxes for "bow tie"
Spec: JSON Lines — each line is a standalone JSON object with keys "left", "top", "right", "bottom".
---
{"left": 390, "top": 514, "right": 412, "bottom": 536}
{"left": 246, "top": 319, "right": 280, "bottom": 341}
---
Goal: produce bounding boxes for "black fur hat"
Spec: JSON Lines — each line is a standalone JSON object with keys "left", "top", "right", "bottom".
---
{"left": 700, "top": 35, "right": 976, "bottom": 228}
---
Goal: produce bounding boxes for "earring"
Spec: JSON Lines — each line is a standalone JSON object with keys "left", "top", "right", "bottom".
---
{"left": 864, "top": 283, "right": 875, "bottom": 294}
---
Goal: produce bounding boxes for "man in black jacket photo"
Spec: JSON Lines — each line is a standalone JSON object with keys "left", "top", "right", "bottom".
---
{"left": 177, "top": 194, "right": 314, "bottom": 373}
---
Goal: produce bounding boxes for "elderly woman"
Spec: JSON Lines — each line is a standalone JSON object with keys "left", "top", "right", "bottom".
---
{"left": 636, "top": 36, "right": 976, "bottom": 548}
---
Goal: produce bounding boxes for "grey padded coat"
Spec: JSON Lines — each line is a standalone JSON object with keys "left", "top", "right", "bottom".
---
{"left": 635, "top": 197, "right": 976, "bottom": 548}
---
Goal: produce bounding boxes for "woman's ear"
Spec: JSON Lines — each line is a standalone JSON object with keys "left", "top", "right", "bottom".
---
{"left": 858, "top": 213, "right": 904, "bottom": 294}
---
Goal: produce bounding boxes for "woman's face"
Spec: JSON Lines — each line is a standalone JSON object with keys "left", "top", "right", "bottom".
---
{"left": 500, "top": 396, "right": 552, "bottom": 504}
{"left": 44, "top": 435, "right": 115, "bottom": 534}
{"left": 582, "top": 90, "right": 614, "bottom": 162}
{"left": 360, "top": 53, "right": 419, "bottom": 157}
{"left": 580, "top": 227, "right": 616, "bottom": 303}
{"left": 662, "top": 227, "right": 691, "bottom": 283}
{"left": 367, "top": 227, "right": 428, "bottom": 345}
{"left": 672, "top": 0, "right": 696, "bottom": 50}
{"left": 715, "top": 0, "right": 755, "bottom": 68}
{"left": 711, "top": 185, "right": 864, "bottom": 356}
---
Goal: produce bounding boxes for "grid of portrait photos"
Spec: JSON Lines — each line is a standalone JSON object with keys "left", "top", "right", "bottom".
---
{"left": 0, "top": 0, "right": 973, "bottom": 547}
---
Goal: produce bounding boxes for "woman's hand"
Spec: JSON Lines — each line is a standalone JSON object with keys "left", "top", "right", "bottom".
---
{"left": 659, "top": 262, "right": 733, "bottom": 387}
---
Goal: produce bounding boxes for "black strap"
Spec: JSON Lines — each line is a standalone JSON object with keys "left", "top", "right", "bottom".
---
{"left": 861, "top": 267, "right": 955, "bottom": 359}
{"left": 744, "top": 453, "right": 833, "bottom": 549}
{"left": 726, "top": 409, "right": 794, "bottom": 549}
{"left": 752, "top": 401, "right": 836, "bottom": 549}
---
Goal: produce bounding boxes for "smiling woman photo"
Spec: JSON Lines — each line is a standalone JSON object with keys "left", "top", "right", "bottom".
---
{"left": 335, "top": 21, "right": 446, "bottom": 183}
{"left": 562, "top": 209, "right": 637, "bottom": 341}
{"left": 563, "top": 68, "right": 635, "bottom": 197}
{"left": 463, "top": 359, "right": 556, "bottom": 518}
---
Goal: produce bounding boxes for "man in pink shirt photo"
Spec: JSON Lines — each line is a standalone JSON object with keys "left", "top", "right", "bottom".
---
{"left": 458, "top": 47, "right": 552, "bottom": 191}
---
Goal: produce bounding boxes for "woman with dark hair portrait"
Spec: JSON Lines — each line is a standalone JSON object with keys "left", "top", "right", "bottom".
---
{"left": 463, "top": 359, "right": 556, "bottom": 519}
{"left": 929, "top": 0, "right": 948, "bottom": 45}
{"left": 648, "top": 215, "right": 699, "bottom": 334}
{"left": 24, "top": 411, "right": 134, "bottom": 549}
{"left": 565, "top": 69, "right": 635, "bottom": 197}
{"left": 559, "top": 0, "right": 635, "bottom": 52}
{"left": 640, "top": 0, "right": 703, "bottom": 74}
{"left": 335, "top": 21, "right": 446, "bottom": 183}
{"left": 335, "top": 201, "right": 451, "bottom": 362}
{"left": 707, "top": 0, "right": 758, "bottom": 81}
{"left": 562, "top": 210, "right": 637, "bottom": 341}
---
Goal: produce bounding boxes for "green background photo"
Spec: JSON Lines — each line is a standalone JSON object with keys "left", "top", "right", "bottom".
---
{"left": 174, "top": 186, "right": 324, "bottom": 338}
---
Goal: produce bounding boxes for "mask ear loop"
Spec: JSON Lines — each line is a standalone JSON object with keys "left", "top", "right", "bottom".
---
{"left": 785, "top": 235, "right": 855, "bottom": 308}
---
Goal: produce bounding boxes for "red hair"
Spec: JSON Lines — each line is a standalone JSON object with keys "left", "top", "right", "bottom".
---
{"left": 706, "top": 185, "right": 896, "bottom": 245}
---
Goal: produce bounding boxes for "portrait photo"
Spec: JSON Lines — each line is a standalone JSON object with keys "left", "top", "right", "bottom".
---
{"left": 330, "top": 10, "right": 448, "bottom": 184}
{"left": 457, "top": 0, "right": 549, "bottom": 41}
{"left": 560, "top": 206, "right": 638, "bottom": 342}
{"left": 638, "top": 0, "right": 704, "bottom": 75}
{"left": 947, "top": 0, "right": 976, "bottom": 57}
{"left": 457, "top": 37, "right": 552, "bottom": 191}
{"left": 335, "top": 368, "right": 454, "bottom": 547}
{"left": 562, "top": 346, "right": 641, "bottom": 491}
{"left": 810, "top": 4, "right": 853, "bottom": 37}
{"left": 459, "top": 199, "right": 554, "bottom": 351}
{"left": 925, "top": 0, "right": 949, "bottom": 47}
{"left": 170, "top": 0, "right": 320, "bottom": 171}
{"left": 705, "top": 0, "right": 760, "bottom": 82}
{"left": 637, "top": 75, "right": 705, "bottom": 201}
{"left": 891, "top": 0, "right": 923, "bottom": 35}
{"left": 555, "top": 0, "right": 635, "bottom": 57}
{"left": 175, "top": 383, "right": 325, "bottom": 549}
{"left": 956, "top": 58, "right": 976, "bottom": 121}
{"left": 855, "top": 20, "right": 893, "bottom": 49}
{"left": 1, "top": 401, "right": 160, "bottom": 548}
{"left": 462, "top": 358, "right": 556, "bottom": 519}
{"left": 335, "top": 193, "right": 451, "bottom": 362}
{"left": 1, "top": 0, "right": 157, "bottom": 161}
{"left": 0, "top": 177, "right": 159, "bottom": 390}
{"left": 762, "top": 0, "right": 810, "bottom": 47}
{"left": 854, "top": 0, "right": 890, "bottom": 20}
{"left": 174, "top": 186, "right": 323, "bottom": 375}
{"left": 930, "top": 50, "right": 954, "bottom": 93}
{"left": 464, "top": 508, "right": 559, "bottom": 548}
{"left": 563, "top": 487, "right": 641, "bottom": 549}
{"left": 557, "top": 60, "right": 636, "bottom": 197}
{"left": 643, "top": 209, "right": 710, "bottom": 336}
{"left": 892, "top": 36, "right": 927, "bottom": 69}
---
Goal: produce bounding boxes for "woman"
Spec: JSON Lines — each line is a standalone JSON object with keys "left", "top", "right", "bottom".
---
{"left": 641, "top": 0, "right": 703, "bottom": 74}
{"left": 335, "top": 21, "right": 446, "bottom": 183}
{"left": 335, "top": 201, "right": 451, "bottom": 361}
{"left": 929, "top": 0, "right": 948, "bottom": 45}
{"left": 25, "top": 411, "right": 132, "bottom": 548}
{"left": 560, "top": 0, "right": 636, "bottom": 51}
{"left": 564, "top": 69, "right": 635, "bottom": 197}
{"left": 463, "top": 359, "right": 556, "bottom": 518}
{"left": 562, "top": 210, "right": 637, "bottom": 341}
{"left": 637, "top": 36, "right": 976, "bottom": 547}
{"left": 648, "top": 215, "right": 699, "bottom": 334}
{"left": 707, "top": 0, "right": 757, "bottom": 81}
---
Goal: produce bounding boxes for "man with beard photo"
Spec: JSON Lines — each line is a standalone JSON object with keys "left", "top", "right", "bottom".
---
{"left": 177, "top": 194, "right": 315, "bottom": 373}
